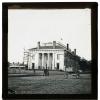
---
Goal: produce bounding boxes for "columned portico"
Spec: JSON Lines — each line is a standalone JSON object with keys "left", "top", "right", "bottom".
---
{"left": 25, "top": 41, "right": 80, "bottom": 71}
{"left": 38, "top": 52, "right": 54, "bottom": 69}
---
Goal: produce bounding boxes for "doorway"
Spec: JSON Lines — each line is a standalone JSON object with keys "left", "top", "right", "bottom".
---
{"left": 57, "top": 63, "right": 59, "bottom": 70}
{"left": 32, "top": 63, "right": 35, "bottom": 69}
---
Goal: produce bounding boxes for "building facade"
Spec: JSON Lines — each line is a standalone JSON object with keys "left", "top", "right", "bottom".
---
{"left": 24, "top": 41, "right": 80, "bottom": 71}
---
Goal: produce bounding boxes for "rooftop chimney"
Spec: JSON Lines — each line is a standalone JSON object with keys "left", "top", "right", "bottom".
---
{"left": 37, "top": 41, "right": 40, "bottom": 49}
{"left": 67, "top": 43, "right": 69, "bottom": 50}
{"left": 74, "top": 49, "right": 76, "bottom": 55}
{"left": 53, "top": 41, "right": 56, "bottom": 49}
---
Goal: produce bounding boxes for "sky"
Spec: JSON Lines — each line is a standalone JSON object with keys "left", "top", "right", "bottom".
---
{"left": 8, "top": 9, "right": 91, "bottom": 63}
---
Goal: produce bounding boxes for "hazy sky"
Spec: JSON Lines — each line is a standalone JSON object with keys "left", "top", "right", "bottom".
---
{"left": 8, "top": 9, "right": 91, "bottom": 63}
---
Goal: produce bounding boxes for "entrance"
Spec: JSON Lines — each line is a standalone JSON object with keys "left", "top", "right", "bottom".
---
{"left": 32, "top": 63, "right": 35, "bottom": 69}
{"left": 57, "top": 63, "right": 59, "bottom": 70}
{"left": 25, "top": 65, "right": 28, "bottom": 70}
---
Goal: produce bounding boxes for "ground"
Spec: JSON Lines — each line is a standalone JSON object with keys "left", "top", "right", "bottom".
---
{"left": 8, "top": 70, "right": 91, "bottom": 94}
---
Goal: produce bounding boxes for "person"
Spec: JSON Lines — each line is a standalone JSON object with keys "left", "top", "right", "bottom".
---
{"left": 76, "top": 70, "right": 80, "bottom": 78}
{"left": 45, "top": 66, "right": 48, "bottom": 76}
{"left": 43, "top": 67, "right": 46, "bottom": 76}
{"left": 43, "top": 67, "right": 45, "bottom": 76}
{"left": 75, "top": 62, "right": 80, "bottom": 78}
{"left": 47, "top": 67, "right": 49, "bottom": 76}
{"left": 64, "top": 67, "right": 68, "bottom": 78}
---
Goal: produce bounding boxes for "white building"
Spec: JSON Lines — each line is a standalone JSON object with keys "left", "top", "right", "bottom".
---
{"left": 24, "top": 41, "right": 80, "bottom": 71}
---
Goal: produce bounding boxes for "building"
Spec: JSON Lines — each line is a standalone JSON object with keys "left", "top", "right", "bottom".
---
{"left": 23, "top": 41, "right": 80, "bottom": 71}
{"left": 9, "top": 62, "right": 25, "bottom": 69}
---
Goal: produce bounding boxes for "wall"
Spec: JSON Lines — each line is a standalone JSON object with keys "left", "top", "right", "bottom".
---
{"left": 27, "top": 49, "right": 65, "bottom": 70}
{"left": 64, "top": 51, "right": 80, "bottom": 72}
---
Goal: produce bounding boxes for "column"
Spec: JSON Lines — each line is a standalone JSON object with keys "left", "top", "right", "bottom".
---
{"left": 38, "top": 53, "right": 40, "bottom": 68}
{"left": 40, "top": 53, "right": 42, "bottom": 69}
{"left": 35, "top": 53, "right": 39, "bottom": 69}
{"left": 38, "top": 53, "right": 42, "bottom": 69}
{"left": 47, "top": 53, "right": 50, "bottom": 69}
{"left": 42, "top": 53, "right": 44, "bottom": 68}
{"left": 52, "top": 53, "right": 55, "bottom": 70}
{"left": 28, "top": 52, "right": 32, "bottom": 69}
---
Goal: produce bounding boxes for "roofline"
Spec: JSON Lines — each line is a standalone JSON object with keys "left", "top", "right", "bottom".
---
{"left": 27, "top": 41, "right": 78, "bottom": 56}
{"left": 29, "top": 48, "right": 65, "bottom": 51}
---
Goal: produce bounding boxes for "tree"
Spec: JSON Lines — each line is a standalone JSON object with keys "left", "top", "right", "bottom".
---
{"left": 79, "top": 59, "right": 91, "bottom": 72}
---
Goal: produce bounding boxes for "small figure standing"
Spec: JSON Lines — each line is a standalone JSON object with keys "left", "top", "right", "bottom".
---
{"left": 43, "top": 67, "right": 47, "bottom": 76}
{"left": 47, "top": 67, "right": 49, "bottom": 76}
{"left": 64, "top": 67, "right": 69, "bottom": 78}
{"left": 76, "top": 70, "right": 80, "bottom": 78}
{"left": 45, "top": 66, "right": 48, "bottom": 76}
{"left": 43, "top": 67, "right": 45, "bottom": 76}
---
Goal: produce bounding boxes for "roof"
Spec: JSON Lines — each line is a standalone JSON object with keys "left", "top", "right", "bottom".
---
{"left": 28, "top": 41, "right": 78, "bottom": 56}
{"left": 29, "top": 45, "right": 64, "bottom": 50}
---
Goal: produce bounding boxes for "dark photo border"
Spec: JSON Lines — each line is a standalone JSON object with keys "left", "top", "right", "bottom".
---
{"left": 2, "top": 2, "right": 98, "bottom": 99}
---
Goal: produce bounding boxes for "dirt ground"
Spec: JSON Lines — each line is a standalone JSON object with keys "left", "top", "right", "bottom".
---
{"left": 8, "top": 71, "right": 91, "bottom": 94}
